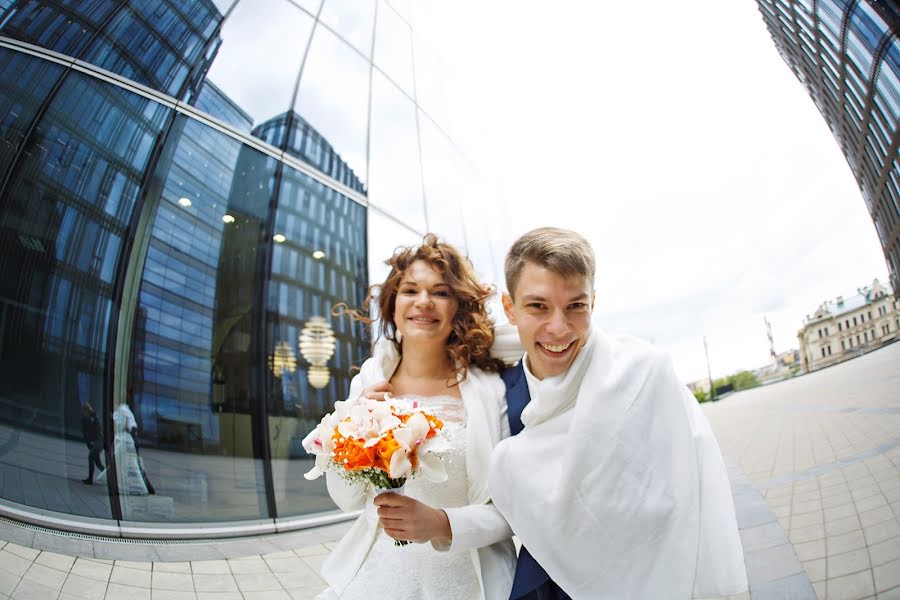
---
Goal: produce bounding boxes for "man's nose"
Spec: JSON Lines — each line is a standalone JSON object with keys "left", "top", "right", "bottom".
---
{"left": 545, "top": 309, "right": 570, "bottom": 337}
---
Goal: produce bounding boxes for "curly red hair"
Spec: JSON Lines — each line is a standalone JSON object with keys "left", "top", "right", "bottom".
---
{"left": 338, "top": 234, "right": 504, "bottom": 381}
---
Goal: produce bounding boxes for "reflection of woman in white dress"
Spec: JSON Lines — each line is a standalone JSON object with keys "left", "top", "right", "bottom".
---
{"left": 97, "top": 404, "right": 148, "bottom": 495}
{"left": 319, "top": 235, "right": 515, "bottom": 600}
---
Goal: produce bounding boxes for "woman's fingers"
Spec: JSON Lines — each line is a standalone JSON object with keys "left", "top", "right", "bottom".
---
{"left": 362, "top": 381, "right": 393, "bottom": 401}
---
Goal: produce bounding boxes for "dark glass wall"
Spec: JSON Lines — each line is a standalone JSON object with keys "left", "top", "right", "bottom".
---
{"left": 0, "top": 0, "right": 491, "bottom": 529}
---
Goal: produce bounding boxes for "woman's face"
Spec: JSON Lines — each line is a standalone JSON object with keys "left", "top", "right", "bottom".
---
{"left": 393, "top": 260, "right": 459, "bottom": 346}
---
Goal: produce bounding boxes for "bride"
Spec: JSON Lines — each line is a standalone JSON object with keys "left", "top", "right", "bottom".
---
{"left": 316, "top": 234, "right": 515, "bottom": 600}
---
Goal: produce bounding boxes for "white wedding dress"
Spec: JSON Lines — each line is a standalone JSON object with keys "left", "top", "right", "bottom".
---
{"left": 334, "top": 394, "right": 481, "bottom": 600}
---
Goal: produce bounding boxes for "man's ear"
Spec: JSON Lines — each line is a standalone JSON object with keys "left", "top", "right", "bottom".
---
{"left": 502, "top": 292, "right": 517, "bottom": 325}
{"left": 591, "top": 290, "right": 596, "bottom": 312}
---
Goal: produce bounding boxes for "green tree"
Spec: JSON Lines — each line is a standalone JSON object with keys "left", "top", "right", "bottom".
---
{"left": 728, "top": 370, "right": 761, "bottom": 390}
{"left": 692, "top": 388, "right": 710, "bottom": 403}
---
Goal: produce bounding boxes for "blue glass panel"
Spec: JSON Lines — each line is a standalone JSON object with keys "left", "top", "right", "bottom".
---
{"left": 0, "top": 0, "right": 118, "bottom": 57}
{"left": 267, "top": 164, "right": 368, "bottom": 517}
{"left": 79, "top": 0, "right": 227, "bottom": 99}
{"left": 318, "top": 0, "right": 375, "bottom": 58}
{"left": 0, "top": 71, "right": 170, "bottom": 519}
{"left": 0, "top": 48, "right": 65, "bottom": 177}
{"left": 126, "top": 115, "right": 275, "bottom": 522}
{"left": 874, "top": 43, "right": 900, "bottom": 123}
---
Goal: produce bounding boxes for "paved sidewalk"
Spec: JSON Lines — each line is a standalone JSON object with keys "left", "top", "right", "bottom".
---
{"left": 0, "top": 342, "right": 897, "bottom": 599}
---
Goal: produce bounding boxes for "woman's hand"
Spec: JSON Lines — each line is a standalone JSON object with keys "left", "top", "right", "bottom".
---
{"left": 362, "top": 381, "right": 394, "bottom": 401}
{"left": 374, "top": 493, "right": 451, "bottom": 545}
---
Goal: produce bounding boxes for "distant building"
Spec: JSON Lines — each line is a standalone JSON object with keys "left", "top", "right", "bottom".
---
{"left": 798, "top": 279, "right": 899, "bottom": 371}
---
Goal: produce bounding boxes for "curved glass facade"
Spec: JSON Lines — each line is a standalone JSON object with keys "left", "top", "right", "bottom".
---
{"left": 0, "top": 0, "right": 503, "bottom": 533}
{"left": 757, "top": 0, "right": 900, "bottom": 294}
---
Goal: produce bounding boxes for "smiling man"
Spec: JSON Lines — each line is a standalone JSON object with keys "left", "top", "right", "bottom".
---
{"left": 489, "top": 227, "right": 748, "bottom": 599}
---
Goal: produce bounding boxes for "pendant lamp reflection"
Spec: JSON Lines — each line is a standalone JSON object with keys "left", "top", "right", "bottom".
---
{"left": 299, "top": 316, "right": 336, "bottom": 389}
{"left": 268, "top": 340, "right": 297, "bottom": 378}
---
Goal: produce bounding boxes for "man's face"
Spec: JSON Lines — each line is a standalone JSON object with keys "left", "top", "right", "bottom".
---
{"left": 502, "top": 262, "right": 594, "bottom": 380}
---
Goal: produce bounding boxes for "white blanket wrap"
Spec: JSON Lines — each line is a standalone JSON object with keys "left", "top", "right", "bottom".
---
{"left": 489, "top": 329, "right": 747, "bottom": 599}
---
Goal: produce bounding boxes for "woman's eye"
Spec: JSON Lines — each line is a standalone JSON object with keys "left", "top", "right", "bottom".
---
{"left": 434, "top": 290, "right": 450, "bottom": 297}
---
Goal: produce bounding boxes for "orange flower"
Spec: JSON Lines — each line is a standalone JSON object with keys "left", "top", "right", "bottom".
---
{"left": 333, "top": 434, "right": 376, "bottom": 471}
{"left": 374, "top": 431, "right": 401, "bottom": 473}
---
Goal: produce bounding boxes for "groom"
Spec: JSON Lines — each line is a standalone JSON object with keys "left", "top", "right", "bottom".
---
{"left": 490, "top": 227, "right": 747, "bottom": 599}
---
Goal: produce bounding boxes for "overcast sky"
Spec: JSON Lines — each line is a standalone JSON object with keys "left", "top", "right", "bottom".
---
{"left": 412, "top": 0, "right": 891, "bottom": 382}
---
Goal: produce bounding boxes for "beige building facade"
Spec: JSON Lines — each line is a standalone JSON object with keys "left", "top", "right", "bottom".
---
{"left": 798, "top": 279, "right": 899, "bottom": 372}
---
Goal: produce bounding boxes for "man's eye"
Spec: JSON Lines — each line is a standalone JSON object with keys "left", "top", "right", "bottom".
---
{"left": 569, "top": 303, "right": 587, "bottom": 310}
{"left": 527, "top": 303, "right": 545, "bottom": 310}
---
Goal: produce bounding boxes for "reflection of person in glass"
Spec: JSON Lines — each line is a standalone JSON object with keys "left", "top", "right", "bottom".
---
{"left": 318, "top": 235, "right": 515, "bottom": 600}
{"left": 80, "top": 403, "right": 104, "bottom": 485}
{"left": 102, "top": 399, "right": 156, "bottom": 495}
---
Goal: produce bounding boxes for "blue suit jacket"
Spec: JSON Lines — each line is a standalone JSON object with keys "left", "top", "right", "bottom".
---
{"left": 502, "top": 363, "right": 569, "bottom": 600}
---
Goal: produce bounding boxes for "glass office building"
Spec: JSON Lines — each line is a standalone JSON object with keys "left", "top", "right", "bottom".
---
{"left": 0, "top": 0, "right": 504, "bottom": 536}
{"left": 756, "top": 0, "right": 900, "bottom": 293}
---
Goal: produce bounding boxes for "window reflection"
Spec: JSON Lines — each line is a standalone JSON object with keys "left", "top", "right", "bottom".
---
{"left": 0, "top": 0, "right": 119, "bottom": 58}
{"left": 318, "top": 0, "right": 376, "bottom": 58}
{"left": 192, "top": 0, "right": 313, "bottom": 134}
{"left": 373, "top": 0, "right": 414, "bottom": 97}
{"left": 267, "top": 165, "right": 369, "bottom": 517}
{"left": 293, "top": 24, "right": 370, "bottom": 188}
{"left": 0, "top": 72, "right": 170, "bottom": 519}
{"left": 366, "top": 207, "right": 421, "bottom": 284}
{"left": 79, "top": 0, "right": 227, "bottom": 100}
{"left": 368, "top": 70, "right": 425, "bottom": 232}
{"left": 418, "top": 113, "right": 465, "bottom": 248}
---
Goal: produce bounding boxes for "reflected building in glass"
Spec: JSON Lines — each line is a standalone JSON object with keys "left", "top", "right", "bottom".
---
{"left": 756, "top": 0, "right": 900, "bottom": 293}
{"left": 0, "top": 0, "right": 505, "bottom": 535}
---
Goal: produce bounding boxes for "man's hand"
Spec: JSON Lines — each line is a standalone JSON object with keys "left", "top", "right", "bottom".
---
{"left": 362, "top": 381, "right": 393, "bottom": 401}
{"left": 374, "top": 493, "right": 451, "bottom": 545}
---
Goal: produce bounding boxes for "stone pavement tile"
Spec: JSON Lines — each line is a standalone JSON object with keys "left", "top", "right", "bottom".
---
{"left": 215, "top": 541, "right": 279, "bottom": 559}
{"left": 812, "top": 580, "right": 825, "bottom": 600}
{"left": 885, "top": 487, "right": 900, "bottom": 504}
{"left": 773, "top": 504, "right": 791, "bottom": 518}
{"left": 234, "top": 572, "right": 282, "bottom": 592}
{"left": 790, "top": 524, "right": 827, "bottom": 544}
{"left": 0, "top": 528, "right": 34, "bottom": 550}
{"left": 71, "top": 558, "right": 112, "bottom": 582}
{"left": 793, "top": 499, "right": 824, "bottom": 515}
{"left": 827, "top": 570, "right": 876, "bottom": 600}
{"left": 110, "top": 565, "right": 152, "bottom": 588}
{"left": 823, "top": 492, "right": 855, "bottom": 509}
{"left": 261, "top": 557, "right": 307, "bottom": 574}
{"left": 862, "top": 506, "right": 896, "bottom": 528}
{"left": 724, "top": 593, "right": 750, "bottom": 600}
{"left": 827, "top": 548, "right": 871, "bottom": 578}
{"left": 192, "top": 573, "right": 238, "bottom": 593}
{"left": 149, "top": 591, "right": 195, "bottom": 600}
{"left": 795, "top": 539, "right": 827, "bottom": 562}
{"left": 298, "top": 555, "right": 325, "bottom": 578}
{"left": 878, "top": 586, "right": 900, "bottom": 599}
{"left": 88, "top": 559, "right": 114, "bottom": 565}
{"left": 36, "top": 551, "right": 77, "bottom": 573}
{"left": 750, "top": 572, "right": 817, "bottom": 600}
{"left": 153, "top": 546, "right": 222, "bottom": 563}
{"left": 853, "top": 485, "right": 883, "bottom": 502}
{"left": 195, "top": 594, "right": 241, "bottom": 600}
{"left": 866, "top": 519, "right": 900, "bottom": 545}
{"left": 0, "top": 570, "right": 20, "bottom": 596}
{"left": 11, "top": 578, "right": 60, "bottom": 600}
{"left": 189, "top": 561, "right": 228, "bottom": 576}
{"left": 874, "top": 557, "right": 900, "bottom": 593}
{"left": 792, "top": 511, "right": 825, "bottom": 529}
{"left": 92, "top": 544, "right": 158, "bottom": 563}
{"left": 227, "top": 558, "right": 269, "bottom": 575}
{"left": 260, "top": 552, "right": 294, "bottom": 561}
{"left": 152, "top": 563, "right": 190, "bottom": 574}
{"left": 2, "top": 545, "right": 38, "bottom": 563}
{"left": 869, "top": 535, "right": 900, "bottom": 566}
{"left": 115, "top": 561, "right": 152, "bottom": 572}
{"left": 826, "top": 515, "right": 863, "bottom": 537}
{"left": 286, "top": 587, "right": 328, "bottom": 600}
{"left": 828, "top": 530, "right": 868, "bottom": 555}
{"left": 0, "top": 552, "right": 32, "bottom": 578}
{"left": 859, "top": 493, "right": 890, "bottom": 512}
{"left": 273, "top": 566, "right": 322, "bottom": 590}
{"left": 825, "top": 502, "right": 857, "bottom": 521}
{"left": 61, "top": 573, "right": 108, "bottom": 599}
{"left": 150, "top": 571, "right": 193, "bottom": 592}
{"left": 104, "top": 582, "right": 151, "bottom": 599}
{"left": 745, "top": 542, "right": 804, "bottom": 589}
{"left": 294, "top": 544, "right": 328, "bottom": 558}
{"left": 738, "top": 501, "right": 778, "bottom": 529}
{"left": 803, "top": 558, "right": 827, "bottom": 583}
{"left": 23, "top": 562, "right": 67, "bottom": 590}
{"left": 242, "top": 591, "right": 291, "bottom": 600}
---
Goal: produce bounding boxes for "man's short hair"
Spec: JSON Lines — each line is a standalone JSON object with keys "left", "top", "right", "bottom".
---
{"left": 505, "top": 227, "right": 596, "bottom": 298}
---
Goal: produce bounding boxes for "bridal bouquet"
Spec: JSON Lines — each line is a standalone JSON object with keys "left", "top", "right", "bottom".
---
{"left": 302, "top": 398, "right": 447, "bottom": 537}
